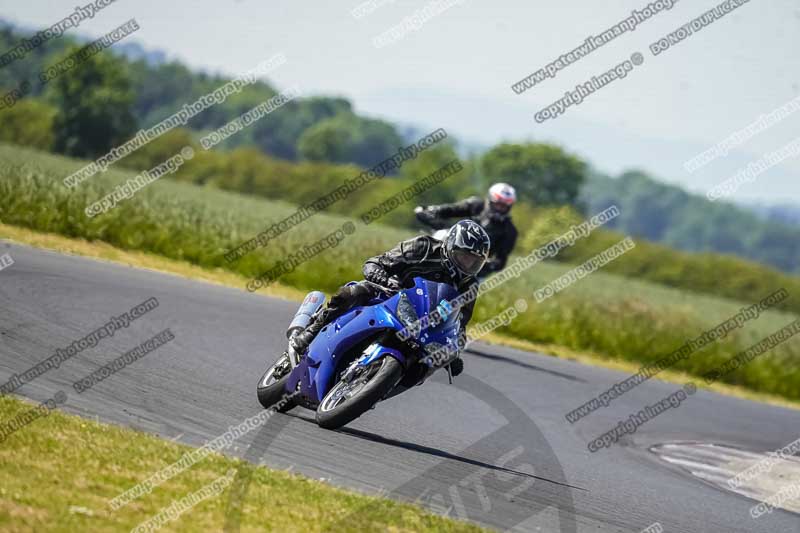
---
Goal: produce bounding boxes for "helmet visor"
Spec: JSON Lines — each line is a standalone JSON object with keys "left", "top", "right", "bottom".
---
{"left": 451, "top": 249, "right": 485, "bottom": 276}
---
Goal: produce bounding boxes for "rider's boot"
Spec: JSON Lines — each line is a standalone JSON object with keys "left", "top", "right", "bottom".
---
{"left": 289, "top": 283, "right": 368, "bottom": 356}
{"left": 289, "top": 308, "right": 329, "bottom": 355}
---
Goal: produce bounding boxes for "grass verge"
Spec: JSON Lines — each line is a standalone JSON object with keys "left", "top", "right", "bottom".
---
{"left": 0, "top": 393, "right": 485, "bottom": 533}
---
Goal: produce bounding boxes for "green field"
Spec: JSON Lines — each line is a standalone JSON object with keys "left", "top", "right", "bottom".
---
{"left": 1, "top": 144, "right": 799, "bottom": 401}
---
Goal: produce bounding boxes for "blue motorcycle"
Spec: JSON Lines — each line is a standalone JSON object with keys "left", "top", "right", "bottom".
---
{"left": 257, "top": 277, "right": 463, "bottom": 429}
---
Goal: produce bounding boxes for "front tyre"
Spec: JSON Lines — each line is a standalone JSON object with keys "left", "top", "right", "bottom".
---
{"left": 256, "top": 353, "right": 296, "bottom": 412}
{"left": 316, "top": 356, "right": 403, "bottom": 429}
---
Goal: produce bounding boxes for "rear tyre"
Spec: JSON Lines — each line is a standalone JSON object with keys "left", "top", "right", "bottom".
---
{"left": 316, "top": 356, "right": 403, "bottom": 429}
{"left": 256, "top": 354, "right": 296, "bottom": 412}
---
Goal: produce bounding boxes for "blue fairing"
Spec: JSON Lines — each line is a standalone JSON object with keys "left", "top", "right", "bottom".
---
{"left": 285, "top": 277, "right": 462, "bottom": 405}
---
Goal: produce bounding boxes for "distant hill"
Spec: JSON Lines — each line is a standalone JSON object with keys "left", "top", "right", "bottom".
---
{"left": 581, "top": 171, "right": 800, "bottom": 274}
{"left": 743, "top": 202, "right": 800, "bottom": 228}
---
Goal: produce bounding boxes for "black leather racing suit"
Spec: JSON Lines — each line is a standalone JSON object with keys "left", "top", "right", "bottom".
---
{"left": 363, "top": 235, "right": 478, "bottom": 325}
{"left": 420, "top": 196, "right": 518, "bottom": 277}
{"left": 290, "top": 235, "right": 477, "bottom": 361}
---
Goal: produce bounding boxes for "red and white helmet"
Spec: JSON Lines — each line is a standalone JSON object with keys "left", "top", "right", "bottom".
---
{"left": 488, "top": 183, "right": 516, "bottom": 213}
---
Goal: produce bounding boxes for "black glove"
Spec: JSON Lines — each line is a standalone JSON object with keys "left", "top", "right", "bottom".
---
{"left": 364, "top": 263, "right": 389, "bottom": 287}
{"left": 385, "top": 276, "right": 402, "bottom": 291}
{"left": 415, "top": 206, "right": 437, "bottom": 225}
{"left": 448, "top": 357, "right": 464, "bottom": 377}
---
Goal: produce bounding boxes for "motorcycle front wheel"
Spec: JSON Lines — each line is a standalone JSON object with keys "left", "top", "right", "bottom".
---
{"left": 315, "top": 356, "right": 403, "bottom": 429}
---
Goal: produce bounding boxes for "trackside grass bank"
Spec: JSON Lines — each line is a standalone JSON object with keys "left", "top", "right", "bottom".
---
{"left": 0, "top": 393, "right": 486, "bottom": 532}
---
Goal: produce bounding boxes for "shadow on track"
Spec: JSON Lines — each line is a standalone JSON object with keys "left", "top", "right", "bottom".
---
{"left": 307, "top": 419, "right": 586, "bottom": 491}
{"left": 465, "top": 346, "right": 587, "bottom": 383}
{"left": 224, "top": 374, "right": 582, "bottom": 532}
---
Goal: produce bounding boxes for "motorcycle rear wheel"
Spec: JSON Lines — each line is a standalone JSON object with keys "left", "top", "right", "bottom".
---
{"left": 256, "top": 353, "right": 296, "bottom": 412}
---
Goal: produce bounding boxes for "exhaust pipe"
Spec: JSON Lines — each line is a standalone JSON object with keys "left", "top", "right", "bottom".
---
{"left": 286, "top": 291, "right": 326, "bottom": 340}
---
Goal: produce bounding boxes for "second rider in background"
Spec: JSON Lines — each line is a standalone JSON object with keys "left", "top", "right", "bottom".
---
{"left": 415, "top": 183, "right": 518, "bottom": 278}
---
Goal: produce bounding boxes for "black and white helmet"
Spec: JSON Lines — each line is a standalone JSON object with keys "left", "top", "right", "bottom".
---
{"left": 443, "top": 220, "right": 491, "bottom": 277}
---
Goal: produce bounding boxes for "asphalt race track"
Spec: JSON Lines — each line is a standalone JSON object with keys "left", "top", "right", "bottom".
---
{"left": 1, "top": 241, "right": 798, "bottom": 532}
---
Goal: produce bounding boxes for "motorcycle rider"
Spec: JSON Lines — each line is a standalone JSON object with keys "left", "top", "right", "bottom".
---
{"left": 415, "top": 183, "right": 518, "bottom": 277}
{"left": 289, "top": 220, "right": 491, "bottom": 376}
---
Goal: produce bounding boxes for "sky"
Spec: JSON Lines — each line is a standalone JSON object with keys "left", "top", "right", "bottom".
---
{"left": 2, "top": 0, "right": 799, "bottom": 203}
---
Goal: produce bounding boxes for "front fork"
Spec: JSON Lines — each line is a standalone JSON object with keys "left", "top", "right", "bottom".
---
{"left": 287, "top": 345, "right": 302, "bottom": 368}
{"left": 338, "top": 342, "right": 408, "bottom": 385}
